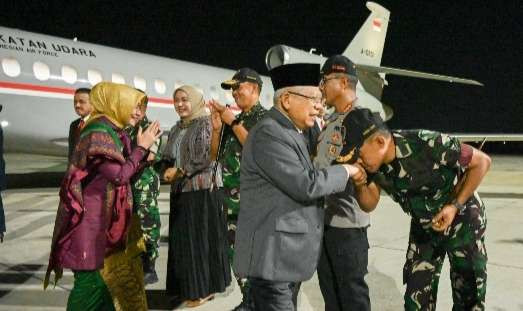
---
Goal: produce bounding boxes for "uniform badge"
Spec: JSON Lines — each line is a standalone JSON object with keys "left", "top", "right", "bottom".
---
{"left": 331, "top": 132, "right": 341, "bottom": 143}
{"left": 328, "top": 145, "right": 338, "bottom": 156}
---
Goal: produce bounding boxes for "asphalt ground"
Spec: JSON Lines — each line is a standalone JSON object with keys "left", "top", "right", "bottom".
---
{"left": 0, "top": 155, "right": 522, "bottom": 310}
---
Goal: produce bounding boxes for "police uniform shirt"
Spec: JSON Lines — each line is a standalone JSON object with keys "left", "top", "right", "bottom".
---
{"left": 313, "top": 104, "right": 370, "bottom": 228}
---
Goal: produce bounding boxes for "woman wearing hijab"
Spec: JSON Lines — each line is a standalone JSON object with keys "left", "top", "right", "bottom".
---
{"left": 162, "top": 85, "right": 231, "bottom": 307}
{"left": 44, "top": 82, "right": 161, "bottom": 311}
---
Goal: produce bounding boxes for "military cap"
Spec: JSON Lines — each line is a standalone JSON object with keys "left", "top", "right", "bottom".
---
{"left": 320, "top": 55, "right": 358, "bottom": 79}
{"left": 335, "top": 108, "right": 387, "bottom": 164}
{"left": 221, "top": 67, "right": 263, "bottom": 90}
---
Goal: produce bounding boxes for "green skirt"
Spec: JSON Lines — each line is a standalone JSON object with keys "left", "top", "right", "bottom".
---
{"left": 67, "top": 270, "right": 115, "bottom": 311}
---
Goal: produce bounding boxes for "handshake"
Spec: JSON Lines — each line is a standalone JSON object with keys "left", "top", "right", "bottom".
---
{"left": 342, "top": 164, "right": 368, "bottom": 187}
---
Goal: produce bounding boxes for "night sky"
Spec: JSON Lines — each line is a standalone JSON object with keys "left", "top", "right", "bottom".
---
{"left": 1, "top": 1, "right": 522, "bottom": 152}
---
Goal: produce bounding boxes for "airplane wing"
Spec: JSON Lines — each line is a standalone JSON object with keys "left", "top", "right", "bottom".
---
{"left": 356, "top": 64, "right": 483, "bottom": 86}
{"left": 451, "top": 134, "right": 523, "bottom": 142}
{"left": 449, "top": 133, "right": 523, "bottom": 150}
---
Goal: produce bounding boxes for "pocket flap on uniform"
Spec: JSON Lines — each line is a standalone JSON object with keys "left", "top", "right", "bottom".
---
{"left": 275, "top": 217, "right": 309, "bottom": 233}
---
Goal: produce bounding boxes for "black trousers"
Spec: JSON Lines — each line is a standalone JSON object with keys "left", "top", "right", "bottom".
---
{"left": 250, "top": 278, "right": 301, "bottom": 311}
{"left": 317, "top": 226, "right": 370, "bottom": 311}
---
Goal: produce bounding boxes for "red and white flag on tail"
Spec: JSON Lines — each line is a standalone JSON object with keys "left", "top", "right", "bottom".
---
{"left": 372, "top": 18, "right": 382, "bottom": 32}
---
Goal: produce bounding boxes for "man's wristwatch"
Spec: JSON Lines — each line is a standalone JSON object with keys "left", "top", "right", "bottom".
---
{"left": 451, "top": 199, "right": 466, "bottom": 214}
{"left": 230, "top": 118, "right": 241, "bottom": 128}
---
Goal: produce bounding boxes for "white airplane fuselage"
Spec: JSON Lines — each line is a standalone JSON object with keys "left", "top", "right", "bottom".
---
{"left": 1, "top": 2, "right": 397, "bottom": 157}
{"left": 0, "top": 26, "right": 276, "bottom": 156}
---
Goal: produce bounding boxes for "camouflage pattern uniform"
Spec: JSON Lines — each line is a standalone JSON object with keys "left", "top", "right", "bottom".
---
{"left": 218, "top": 103, "right": 267, "bottom": 258}
{"left": 372, "top": 130, "right": 487, "bottom": 311}
{"left": 127, "top": 117, "right": 162, "bottom": 263}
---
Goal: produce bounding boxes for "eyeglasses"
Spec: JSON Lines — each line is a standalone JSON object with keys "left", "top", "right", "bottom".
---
{"left": 287, "top": 91, "right": 322, "bottom": 105}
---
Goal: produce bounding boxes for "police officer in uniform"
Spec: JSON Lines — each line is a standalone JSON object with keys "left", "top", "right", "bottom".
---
{"left": 314, "top": 55, "right": 371, "bottom": 310}
{"left": 339, "top": 108, "right": 490, "bottom": 310}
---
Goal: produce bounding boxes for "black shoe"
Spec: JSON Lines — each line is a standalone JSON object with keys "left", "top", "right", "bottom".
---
{"left": 144, "top": 270, "right": 159, "bottom": 285}
{"left": 232, "top": 301, "right": 254, "bottom": 311}
{"left": 232, "top": 284, "right": 255, "bottom": 311}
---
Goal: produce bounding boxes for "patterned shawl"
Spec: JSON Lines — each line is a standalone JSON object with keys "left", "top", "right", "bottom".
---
{"left": 45, "top": 84, "right": 144, "bottom": 288}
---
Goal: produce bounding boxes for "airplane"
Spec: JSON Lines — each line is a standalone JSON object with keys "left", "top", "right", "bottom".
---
{"left": 0, "top": 26, "right": 274, "bottom": 156}
{"left": 0, "top": 1, "right": 520, "bottom": 161}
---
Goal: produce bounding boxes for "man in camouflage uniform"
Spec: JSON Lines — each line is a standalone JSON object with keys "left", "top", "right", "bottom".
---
{"left": 337, "top": 108, "right": 491, "bottom": 310}
{"left": 127, "top": 114, "right": 162, "bottom": 285}
{"left": 209, "top": 68, "right": 267, "bottom": 311}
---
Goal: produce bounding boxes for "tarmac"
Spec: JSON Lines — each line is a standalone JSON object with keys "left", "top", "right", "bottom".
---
{"left": 0, "top": 154, "right": 522, "bottom": 310}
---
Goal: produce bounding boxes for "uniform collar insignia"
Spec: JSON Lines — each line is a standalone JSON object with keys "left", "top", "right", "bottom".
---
{"left": 336, "top": 147, "right": 355, "bottom": 163}
{"left": 239, "top": 101, "right": 261, "bottom": 119}
{"left": 325, "top": 99, "right": 358, "bottom": 122}
{"left": 392, "top": 132, "right": 413, "bottom": 158}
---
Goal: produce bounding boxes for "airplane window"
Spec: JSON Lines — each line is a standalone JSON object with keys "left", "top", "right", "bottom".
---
{"left": 33, "top": 61, "right": 50, "bottom": 81}
{"left": 154, "top": 79, "right": 166, "bottom": 94}
{"left": 112, "top": 73, "right": 125, "bottom": 84}
{"left": 2, "top": 58, "right": 21, "bottom": 77}
{"left": 61, "top": 65, "right": 77, "bottom": 84}
{"left": 88, "top": 69, "right": 103, "bottom": 86}
{"left": 134, "top": 76, "right": 147, "bottom": 91}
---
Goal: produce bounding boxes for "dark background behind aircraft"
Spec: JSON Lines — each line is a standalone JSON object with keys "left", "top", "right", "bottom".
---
{"left": 1, "top": 0, "right": 521, "bottom": 153}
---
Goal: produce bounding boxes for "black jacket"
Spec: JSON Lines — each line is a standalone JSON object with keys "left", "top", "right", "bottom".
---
{"left": 68, "top": 118, "right": 82, "bottom": 161}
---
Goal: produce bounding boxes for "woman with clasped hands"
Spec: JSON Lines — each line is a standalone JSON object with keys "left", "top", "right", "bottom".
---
{"left": 161, "top": 85, "right": 231, "bottom": 308}
{"left": 45, "top": 82, "right": 161, "bottom": 311}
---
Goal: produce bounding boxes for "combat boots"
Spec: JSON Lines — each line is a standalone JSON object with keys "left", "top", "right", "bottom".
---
{"left": 142, "top": 254, "right": 159, "bottom": 285}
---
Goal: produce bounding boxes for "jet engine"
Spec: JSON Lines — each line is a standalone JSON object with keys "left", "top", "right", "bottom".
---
{"left": 265, "top": 44, "right": 394, "bottom": 121}
{"left": 265, "top": 45, "right": 325, "bottom": 70}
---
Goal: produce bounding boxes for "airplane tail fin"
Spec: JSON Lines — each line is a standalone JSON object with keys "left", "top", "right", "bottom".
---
{"left": 343, "top": 2, "right": 390, "bottom": 66}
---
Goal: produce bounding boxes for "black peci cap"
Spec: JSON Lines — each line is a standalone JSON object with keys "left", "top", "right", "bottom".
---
{"left": 221, "top": 68, "right": 263, "bottom": 90}
{"left": 269, "top": 63, "right": 321, "bottom": 91}
{"left": 320, "top": 55, "right": 358, "bottom": 79}
{"left": 334, "top": 108, "right": 387, "bottom": 164}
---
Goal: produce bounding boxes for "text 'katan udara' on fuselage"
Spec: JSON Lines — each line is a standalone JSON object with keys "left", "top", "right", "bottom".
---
{"left": 0, "top": 34, "right": 96, "bottom": 58}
